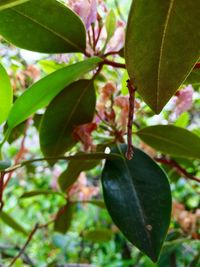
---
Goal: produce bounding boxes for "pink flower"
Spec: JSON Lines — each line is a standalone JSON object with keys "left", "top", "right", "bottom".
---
{"left": 173, "top": 85, "right": 194, "bottom": 117}
{"left": 106, "top": 21, "right": 125, "bottom": 52}
{"left": 67, "top": 0, "right": 97, "bottom": 30}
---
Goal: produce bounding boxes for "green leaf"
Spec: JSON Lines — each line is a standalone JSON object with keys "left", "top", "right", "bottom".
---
{"left": 20, "top": 190, "right": 64, "bottom": 199}
{"left": 137, "top": 125, "right": 200, "bottom": 160}
{"left": 0, "top": 63, "right": 13, "bottom": 125}
{"left": 0, "top": 0, "right": 29, "bottom": 10}
{"left": 84, "top": 229, "right": 112, "bottom": 243}
{"left": 0, "top": 211, "right": 27, "bottom": 235}
{"left": 59, "top": 155, "right": 99, "bottom": 192}
{"left": 0, "top": 160, "right": 11, "bottom": 171}
{"left": 54, "top": 203, "right": 74, "bottom": 234}
{"left": 105, "top": 10, "right": 116, "bottom": 44}
{"left": 125, "top": 1, "right": 200, "bottom": 113}
{"left": 7, "top": 57, "right": 101, "bottom": 129}
{"left": 174, "top": 112, "right": 189, "bottom": 128}
{"left": 39, "top": 79, "right": 96, "bottom": 158}
{"left": 102, "top": 144, "right": 171, "bottom": 262}
{"left": 0, "top": 0, "right": 86, "bottom": 53}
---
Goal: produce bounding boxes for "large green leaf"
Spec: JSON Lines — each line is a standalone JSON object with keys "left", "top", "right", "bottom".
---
{"left": 137, "top": 125, "right": 200, "bottom": 160}
{"left": 54, "top": 203, "right": 74, "bottom": 234}
{"left": 0, "top": 211, "right": 27, "bottom": 235}
{"left": 39, "top": 79, "right": 96, "bottom": 158}
{"left": 125, "top": 1, "right": 200, "bottom": 113}
{"left": 59, "top": 154, "right": 99, "bottom": 192}
{"left": 0, "top": 63, "right": 13, "bottom": 125}
{"left": 0, "top": 0, "right": 29, "bottom": 10}
{"left": 184, "top": 69, "right": 200, "bottom": 88}
{"left": 0, "top": 0, "right": 86, "bottom": 53}
{"left": 7, "top": 57, "right": 101, "bottom": 129}
{"left": 102, "top": 144, "right": 171, "bottom": 262}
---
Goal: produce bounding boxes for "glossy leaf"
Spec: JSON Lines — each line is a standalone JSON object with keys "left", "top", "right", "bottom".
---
{"left": 0, "top": 0, "right": 29, "bottom": 10}
{"left": 0, "top": 211, "right": 27, "bottom": 235}
{"left": 39, "top": 79, "right": 96, "bottom": 158}
{"left": 59, "top": 154, "right": 99, "bottom": 192}
{"left": 137, "top": 125, "right": 200, "bottom": 160}
{"left": 54, "top": 203, "right": 74, "bottom": 234}
{"left": 7, "top": 57, "right": 101, "bottom": 129}
{"left": 102, "top": 144, "right": 171, "bottom": 262}
{"left": 0, "top": 0, "right": 86, "bottom": 53}
{"left": 84, "top": 229, "right": 112, "bottom": 243}
{"left": 20, "top": 190, "right": 64, "bottom": 199}
{"left": 0, "top": 63, "right": 13, "bottom": 125}
{"left": 0, "top": 160, "right": 11, "bottom": 171}
{"left": 125, "top": 1, "right": 200, "bottom": 113}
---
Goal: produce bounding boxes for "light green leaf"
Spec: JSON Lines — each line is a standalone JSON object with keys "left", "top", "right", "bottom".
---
{"left": 125, "top": 1, "right": 200, "bottom": 113}
{"left": 0, "top": 0, "right": 86, "bottom": 53}
{"left": 0, "top": 211, "right": 27, "bottom": 235}
{"left": 102, "top": 144, "right": 171, "bottom": 262}
{"left": 137, "top": 125, "right": 200, "bottom": 160}
{"left": 39, "top": 79, "right": 96, "bottom": 158}
{"left": 105, "top": 10, "right": 116, "bottom": 44}
{"left": 0, "top": 0, "right": 29, "bottom": 10}
{"left": 7, "top": 57, "right": 101, "bottom": 129}
{"left": 0, "top": 63, "right": 13, "bottom": 125}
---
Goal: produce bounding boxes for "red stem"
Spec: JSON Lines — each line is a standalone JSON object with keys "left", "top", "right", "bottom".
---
{"left": 103, "top": 58, "right": 126, "bottom": 68}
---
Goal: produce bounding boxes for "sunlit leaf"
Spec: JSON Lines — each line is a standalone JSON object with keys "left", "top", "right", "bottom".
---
{"left": 125, "top": 1, "right": 200, "bottom": 113}
{"left": 0, "top": 0, "right": 86, "bottom": 53}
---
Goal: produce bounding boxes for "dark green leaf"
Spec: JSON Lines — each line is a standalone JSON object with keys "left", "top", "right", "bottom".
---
{"left": 0, "top": 0, "right": 86, "bottom": 53}
{"left": 0, "top": 211, "right": 27, "bottom": 235}
{"left": 0, "top": 160, "right": 11, "bottom": 171}
{"left": 54, "top": 203, "right": 74, "bottom": 234}
{"left": 59, "top": 153, "right": 99, "bottom": 191}
{"left": 102, "top": 144, "right": 171, "bottom": 262}
{"left": 7, "top": 57, "right": 101, "bottom": 129}
{"left": 184, "top": 69, "right": 200, "bottom": 88}
{"left": 137, "top": 125, "right": 200, "bottom": 160}
{"left": 20, "top": 190, "right": 64, "bottom": 199}
{"left": 39, "top": 79, "right": 96, "bottom": 158}
{"left": 84, "top": 229, "right": 112, "bottom": 243}
{"left": 0, "top": 63, "right": 13, "bottom": 125}
{"left": 0, "top": 0, "right": 29, "bottom": 10}
{"left": 125, "top": 1, "right": 200, "bottom": 113}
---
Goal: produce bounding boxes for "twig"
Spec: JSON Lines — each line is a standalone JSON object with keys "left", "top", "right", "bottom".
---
{"left": 8, "top": 223, "right": 39, "bottom": 267}
{"left": 94, "top": 16, "right": 103, "bottom": 49}
{"left": 103, "top": 58, "right": 126, "bottom": 69}
{"left": 155, "top": 157, "right": 200, "bottom": 183}
{"left": 126, "top": 80, "right": 137, "bottom": 160}
{"left": 104, "top": 51, "right": 121, "bottom": 57}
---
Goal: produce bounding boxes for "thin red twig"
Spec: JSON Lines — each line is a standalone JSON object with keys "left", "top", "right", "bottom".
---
{"left": 155, "top": 157, "right": 200, "bottom": 183}
{"left": 103, "top": 58, "right": 126, "bottom": 69}
{"left": 126, "top": 80, "right": 137, "bottom": 160}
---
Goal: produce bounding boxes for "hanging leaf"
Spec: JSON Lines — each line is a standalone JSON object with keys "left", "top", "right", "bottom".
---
{"left": 102, "top": 144, "right": 171, "bottom": 262}
{"left": 54, "top": 203, "right": 74, "bottom": 234}
{"left": 0, "top": 211, "right": 27, "bottom": 235}
{"left": 0, "top": 0, "right": 29, "bottom": 11}
{"left": 125, "top": 1, "right": 200, "bottom": 113}
{"left": 0, "top": 0, "right": 86, "bottom": 53}
{"left": 39, "top": 79, "right": 96, "bottom": 158}
{"left": 0, "top": 63, "right": 13, "bottom": 125}
{"left": 59, "top": 154, "right": 99, "bottom": 192}
{"left": 7, "top": 57, "right": 101, "bottom": 129}
{"left": 137, "top": 125, "right": 200, "bottom": 160}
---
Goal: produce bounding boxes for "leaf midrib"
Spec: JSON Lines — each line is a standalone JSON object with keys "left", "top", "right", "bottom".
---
{"left": 157, "top": 0, "right": 175, "bottom": 110}
{"left": 12, "top": 7, "right": 83, "bottom": 52}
